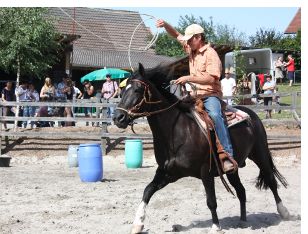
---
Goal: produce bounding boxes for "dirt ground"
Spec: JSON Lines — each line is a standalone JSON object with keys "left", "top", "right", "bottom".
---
{"left": 0, "top": 125, "right": 301, "bottom": 233}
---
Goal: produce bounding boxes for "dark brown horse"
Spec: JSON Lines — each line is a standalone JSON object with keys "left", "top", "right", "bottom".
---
{"left": 113, "top": 63, "right": 290, "bottom": 233}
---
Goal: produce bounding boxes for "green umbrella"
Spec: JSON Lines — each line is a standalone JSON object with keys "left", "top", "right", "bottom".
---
{"left": 80, "top": 68, "right": 131, "bottom": 83}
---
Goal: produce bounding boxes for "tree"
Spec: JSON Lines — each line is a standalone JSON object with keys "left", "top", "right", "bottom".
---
{"left": 248, "top": 28, "right": 283, "bottom": 49}
{"left": 0, "top": 7, "right": 61, "bottom": 129}
{"left": 0, "top": 7, "right": 61, "bottom": 85}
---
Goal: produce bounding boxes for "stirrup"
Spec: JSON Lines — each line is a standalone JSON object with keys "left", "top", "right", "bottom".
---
{"left": 222, "top": 157, "right": 238, "bottom": 174}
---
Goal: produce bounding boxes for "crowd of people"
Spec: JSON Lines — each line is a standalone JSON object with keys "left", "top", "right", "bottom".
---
{"left": 1, "top": 73, "right": 121, "bottom": 130}
{"left": 220, "top": 54, "right": 296, "bottom": 119}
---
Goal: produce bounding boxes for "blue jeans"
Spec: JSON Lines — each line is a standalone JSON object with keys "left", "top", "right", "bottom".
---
{"left": 23, "top": 106, "right": 36, "bottom": 127}
{"left": 107, "top": 106, "right": 115, "bottom": 118}
{"left": 203, "top": 96, "right": 234, "bottom": 157}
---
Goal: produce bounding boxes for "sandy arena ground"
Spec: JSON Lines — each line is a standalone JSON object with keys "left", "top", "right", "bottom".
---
{"left": 0, "top": 125, "right": 301, "bottom": 234}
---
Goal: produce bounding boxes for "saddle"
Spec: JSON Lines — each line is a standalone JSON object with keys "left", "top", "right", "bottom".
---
{"left": 192, "top": 98, "right": 250, "bottom": 175}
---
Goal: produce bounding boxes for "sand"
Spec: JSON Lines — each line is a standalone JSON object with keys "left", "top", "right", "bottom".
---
{"left": 0, "top": 151, "right": 301, "bottom": 234}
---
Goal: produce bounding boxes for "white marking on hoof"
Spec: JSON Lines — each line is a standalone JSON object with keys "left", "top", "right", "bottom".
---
{"left": 209, "top": 224, "right": 224, "bottom": 234}
{"left": 277, "top": 201, "right": 290, "bottom": 220}
{"left": 131, "top": 224, "right": 144, "bottom": 234}
{"left": 132, "top": 201, "right": 147, "bottom": 233}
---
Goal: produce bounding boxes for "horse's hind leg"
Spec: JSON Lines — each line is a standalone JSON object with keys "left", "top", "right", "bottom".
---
{"left": 131, "top": 167, "right": 171, "bottom": 234}
{"left": 227, "top": 172, "right": 246, "bottom": 221}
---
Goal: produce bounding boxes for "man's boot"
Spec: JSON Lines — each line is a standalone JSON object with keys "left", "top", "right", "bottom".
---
{"left": 215, "top": 135, "right": 238, "bottom": 174}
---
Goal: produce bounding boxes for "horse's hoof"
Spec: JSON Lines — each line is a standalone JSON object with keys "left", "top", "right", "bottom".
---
{"left": 209, "top": 224, "right": 224, "bottom": 234}
{"left": 277, "top": 202, "right": 290, "bottom": 220}
{"left": 131, "top": 224, "right": 144, "bottom": 234}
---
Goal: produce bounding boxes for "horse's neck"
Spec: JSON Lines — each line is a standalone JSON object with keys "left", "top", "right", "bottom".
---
{"left": 146, "top": 104, "right": 181, "bottom": 138}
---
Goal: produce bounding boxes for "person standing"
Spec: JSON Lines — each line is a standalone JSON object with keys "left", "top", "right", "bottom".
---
{"left": 101, "top": 74, "right": 119, "bottom": 118}
{"left": 28, "top": 83, "right": 39, "bottom": 128}
{"left": 274, "top": 57, "right": 284, "bottom": 84}
{"left": 156, "top": 19, "right": 237, "bottom": 173}
{"left": 1, "top": 81, "right": 16, "bottom": 130}
{"left": 15, "top": 80, "right": 30, "bottom": 128}
{"left": 220, "top": 68, "right": 236, "bottom": 105}
{"left": 82, "top": 79, "right": 95, "bottom": 126}
{"left": 72, "top": 81, "right": 83, "bottom": 114}
{"left": 262, "top": 74, "right": 276, "bottom": 119}
{"left": 284, "top": 54, "right": 295, "bottom": 86}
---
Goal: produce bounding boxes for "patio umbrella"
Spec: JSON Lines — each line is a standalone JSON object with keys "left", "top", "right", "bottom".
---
{"left": 80, "top": 68, "right": 131, "bottom": 83}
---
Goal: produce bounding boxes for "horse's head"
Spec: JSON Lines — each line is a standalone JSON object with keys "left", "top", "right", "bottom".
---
{"left": 113, "top": 63, "right": 156, "bottom": 128}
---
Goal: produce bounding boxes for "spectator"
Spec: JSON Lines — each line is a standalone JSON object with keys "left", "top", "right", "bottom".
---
{"left": 28, "top": 83, "right": 39, "bottom": 128}
{"left": 15, "top": 80, "right": 30, "bottom": 128}
{"left": 72, "top": 81, "right": 83, "bottom": 114}
{"left": 1, "top": 81, "right": 16, "bottom": 130}
{"left": 82, "top": 79, "right": 95, "bottom": 126}
{"left": 101, "top": 74, "right": 119, "bottom": 118}
{"left": 56, "top": 74, "right": 70, "bottom": 126}
{"left": 284, "top": 54, "right": 295, "bottom": 86}
{"left": 274, "top": 57, "right": 285, "bottom": 84}
{"left": 262, "top": 74, "right": 276, "bottom": 119}
{"left": 38, "top": 77, "right": 56, "bottom": 127}
{"left": 40, "top": 77, "right": 55, "bottom": 101}
{"left": 72, "top": 81, "right": 83, "bottom": 100}
{"left": 63, "top": 77, "right": 74, "bottom": 127}
{"left": 220, "top": 68, "right": 236, "bottom": 105}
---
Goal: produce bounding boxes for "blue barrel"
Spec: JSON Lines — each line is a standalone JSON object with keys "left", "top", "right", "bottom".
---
{"left": 78, "top": 143, "right": 103, "bottom": 182}
{"left": 125, "top": 139, "right": 143, "bottom": 168}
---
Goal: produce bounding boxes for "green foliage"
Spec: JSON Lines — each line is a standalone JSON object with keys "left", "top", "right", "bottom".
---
{"left": 0, "top": 7, "right": 61, "bottom": 79}
{"left": 155, "top": 32, "right": 186, "bottom": 57}
{"left": 249, "top": 28, "right": 284, "bottom": 48}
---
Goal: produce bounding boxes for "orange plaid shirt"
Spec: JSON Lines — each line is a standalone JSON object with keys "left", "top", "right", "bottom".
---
{"left": 177, "top": 36, "right": 222, "bottom": 98}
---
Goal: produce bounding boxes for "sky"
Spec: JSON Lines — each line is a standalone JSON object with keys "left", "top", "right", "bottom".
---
{"left": 111, "top": 7, "right": 299, "bottom": 38}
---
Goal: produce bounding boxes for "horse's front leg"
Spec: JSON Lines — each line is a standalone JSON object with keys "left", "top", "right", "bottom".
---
{"left": 131, "top": 167, "right": 170, "bottom": 234}
{"left": 201, "top": 166, "right": 221, "bottom": 233}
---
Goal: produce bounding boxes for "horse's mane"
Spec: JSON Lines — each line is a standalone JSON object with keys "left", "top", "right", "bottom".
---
{"left": 144, "top": 57, "right": 187, "bottom": 104}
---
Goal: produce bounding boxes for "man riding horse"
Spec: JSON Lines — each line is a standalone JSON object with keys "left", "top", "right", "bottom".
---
{"left": 156, "top": 20, "right": 238, "bottom": 173}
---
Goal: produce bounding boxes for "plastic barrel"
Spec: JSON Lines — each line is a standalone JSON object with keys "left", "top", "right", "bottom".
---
{"left": 68, "top": 145, "right": 79, "bottom": 167}
{"left": 78, "top": 143, "right": 103, "bottom": 182}
{"left": 125, "top": 139, "right": 143, "bottom": 168}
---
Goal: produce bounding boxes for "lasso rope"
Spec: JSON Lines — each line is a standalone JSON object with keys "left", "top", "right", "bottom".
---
{"left": 58, "top": 7, "right": 159, "bottom": 71}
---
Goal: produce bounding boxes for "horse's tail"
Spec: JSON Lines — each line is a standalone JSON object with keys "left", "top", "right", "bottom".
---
{"left": 236, "top": 106, "right": 288, "bottom": 190}
{"left": 256, "top": 150, "right": 288, "bottom": 189}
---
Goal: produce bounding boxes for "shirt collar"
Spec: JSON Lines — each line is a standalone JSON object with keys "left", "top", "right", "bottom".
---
{"left": 199, "top": 43, "right": 210, "bottom": 53}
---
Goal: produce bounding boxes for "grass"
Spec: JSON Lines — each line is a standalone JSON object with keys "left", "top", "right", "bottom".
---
{"left": 258, "top": 82, "right": 301, "bottom": 120}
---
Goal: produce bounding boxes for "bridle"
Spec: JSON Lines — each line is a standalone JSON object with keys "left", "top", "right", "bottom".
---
{"left": 116, "top": 79, "right": 180, "bottom": 118}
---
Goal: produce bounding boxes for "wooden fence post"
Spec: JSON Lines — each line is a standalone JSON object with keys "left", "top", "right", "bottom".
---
{"left": 100, "top": 98, "right": 107, "bottom": 155}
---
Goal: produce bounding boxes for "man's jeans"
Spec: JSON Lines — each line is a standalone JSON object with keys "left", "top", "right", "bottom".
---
{"left": 203, "top": 96, "right": 234, "bottom": 157}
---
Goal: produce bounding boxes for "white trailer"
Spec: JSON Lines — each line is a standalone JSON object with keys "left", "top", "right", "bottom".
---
{"left": 224, "top": 48, "right": 283, "bottom": 78}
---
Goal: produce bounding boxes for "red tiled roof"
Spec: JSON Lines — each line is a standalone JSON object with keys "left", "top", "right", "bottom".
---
{"left": 285, "top": 8, "right": 301, "bottom": 34}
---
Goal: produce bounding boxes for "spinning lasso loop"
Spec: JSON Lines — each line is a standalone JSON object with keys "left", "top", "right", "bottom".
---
{"left": 58, "top": 8, "right": 159, "bottom": 71}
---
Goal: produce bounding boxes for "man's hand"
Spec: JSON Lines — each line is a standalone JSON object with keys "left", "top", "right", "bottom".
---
{"left": 175, "top": 76, "right": 191, "bottom": 85}
{"left": 156, "top": 19, "right": 165, "bottom": 28}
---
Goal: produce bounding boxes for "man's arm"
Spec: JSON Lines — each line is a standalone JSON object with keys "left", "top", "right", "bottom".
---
{"left": 156, "top": 19, "right": 180, "bottom": 39}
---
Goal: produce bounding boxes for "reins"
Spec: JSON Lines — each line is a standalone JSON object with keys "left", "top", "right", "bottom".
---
{"left": 116, "top": 79, "right": 180, "bottom": 118}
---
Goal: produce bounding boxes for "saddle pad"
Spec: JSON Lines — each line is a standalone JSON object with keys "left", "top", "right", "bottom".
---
{"left": 192, "top": 106, "right": 250, "bottom": 132}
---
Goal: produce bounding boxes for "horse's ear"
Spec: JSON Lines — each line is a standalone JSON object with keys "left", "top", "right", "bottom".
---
{"left": 138, "top": 63, "right": 145, "bottom": 78}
